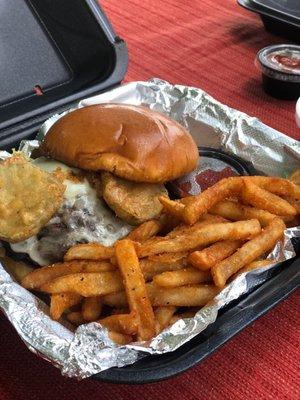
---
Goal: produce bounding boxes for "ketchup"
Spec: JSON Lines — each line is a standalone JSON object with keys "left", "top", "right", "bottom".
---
{"left": 195, "top": 167, "right": 237, "bottom": 191}
{"left": 175, "top": 165, "right": 237, "bottom": 197}
{"left": 268, "top": 53, "right": 300, "bottom": 72}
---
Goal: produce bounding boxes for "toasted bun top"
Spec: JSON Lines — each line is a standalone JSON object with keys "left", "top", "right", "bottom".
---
{"left": 40, "top": 104, "right": 199, "bottom": 183}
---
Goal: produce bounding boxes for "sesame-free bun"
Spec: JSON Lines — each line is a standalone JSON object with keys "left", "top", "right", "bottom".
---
{"left": 40, "top": 104, "right": 199, "bottom": 183}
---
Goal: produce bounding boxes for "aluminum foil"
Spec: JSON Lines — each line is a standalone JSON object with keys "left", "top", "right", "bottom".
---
{"left": 0, "top": 78, "right": 299, "bottom": 379}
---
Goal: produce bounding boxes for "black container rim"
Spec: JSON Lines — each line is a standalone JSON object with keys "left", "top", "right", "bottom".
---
{"left": 237, "top": 0, "right": 300, "bottom": 28}
{"left": 252, "top": 0, "right": 300, "bottom": 22}
{"left": 198, "top": 147, "right": 257, "bottom": 176}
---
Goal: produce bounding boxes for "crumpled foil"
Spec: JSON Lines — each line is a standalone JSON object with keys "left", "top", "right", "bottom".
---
{"left": 0, "top": 78, "right": 299, "bottom": 379}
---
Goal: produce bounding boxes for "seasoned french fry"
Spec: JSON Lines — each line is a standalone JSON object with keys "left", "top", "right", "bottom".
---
{"left": 127, "top": 220, "right": 162, "bottom": 242}
{"left": 210, "top": 200, "right": 279, "bottom": 227}
{"left": 289, "top": 170, "right": 300, "bottom": 185}
{"left": 148, "top": 284, "right": 219, "bottom": 307}
{"left": 188, "top": 240, "right": 241, "bottom": 271}
{"left": 153, "top": 267, "right": 211, "bottom": 287}
{"left": 115, "top": 240, "right": 156, "bottom": 341}
{"left": 159, "top": 196, "right": 185, "bottom": 219}
{"left": 183, "top": 177, "right": 244, "bottom": 224}
{"left": 64, "top": 243, "right": 114, "bottom": 261}
{"left": 211, "top": 218, "right": 285, "bottom": 287}
{"left": 21, "top": 260, "right": 115, "bottom": 290}
{"left": 103, "top": 284, "right": 220, "bottom": 308}
{"left": 50, "top": 293, "right": 82, "bottom": 321}
{"left": 108, "top": 331, "right": 132, "bottom": 345}
{"left": 66, "top": 311, "right": 85, "bottom": 326}
{"left": 82, "top": 296, "right": 102, "bottom": 321}
{"left": 244, "top": 176, "right": 300, "bottom": 199}
{"left": 166, "top": 214, "right": 227, "bottom": 239}
{"left": 232, "top": 259, "right": 274, "bottom": 279}
{"left": 141, "top": 257, "right": 186, "bottom": 281}
{"left": 148, "top": 251, "right": 188, "bottom": 264}
{"left": 40, "top": 271, "right": 123, "bottom": 296}
{"left": 242, "top": 180, "right": 296, "bottom": 217}
{"left": 154, "top": 306, "right": 177, "bottom": 333}
{"left": 98, "top": 311, "right": 138, "bottom": 335}
{"left": 137, "top": 219, "right": 261, "bottom": 257}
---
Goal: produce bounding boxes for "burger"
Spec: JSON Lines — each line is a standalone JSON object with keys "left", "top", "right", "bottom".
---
{"left": 6, "top": 104, "right": 199, "bottom": 265}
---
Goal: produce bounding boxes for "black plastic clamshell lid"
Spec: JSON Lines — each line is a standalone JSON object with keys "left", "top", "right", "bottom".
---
{"left": 0, "top": 0, "right": 128, "bottom": 150}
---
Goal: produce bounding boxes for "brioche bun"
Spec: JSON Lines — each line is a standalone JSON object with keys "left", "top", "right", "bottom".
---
{"left": 40, "top": 104, "right": 199, "bottom": 183}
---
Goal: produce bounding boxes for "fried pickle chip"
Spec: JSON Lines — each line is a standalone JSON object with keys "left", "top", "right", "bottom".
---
{"left": 102, "top": 172, "right": 168, "bottom": 225}
{"left": 0, "top": 153, "right": 65, "bottom": 242}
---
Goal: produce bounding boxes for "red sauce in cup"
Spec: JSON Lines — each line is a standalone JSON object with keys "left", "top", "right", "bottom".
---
{"left": 269, "top": 53, "right": 300, "bottom": 72}
{"left": 171, "top": 156, "right": 239, "bottom": 197}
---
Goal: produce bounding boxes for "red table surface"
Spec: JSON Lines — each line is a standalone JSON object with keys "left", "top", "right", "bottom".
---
{"left": 0, "top": 1, "right": 299, "bottom": 399}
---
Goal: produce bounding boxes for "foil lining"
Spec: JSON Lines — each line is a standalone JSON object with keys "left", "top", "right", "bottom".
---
{"left": 0, "top": 78, "right": 299, "bottom": 379}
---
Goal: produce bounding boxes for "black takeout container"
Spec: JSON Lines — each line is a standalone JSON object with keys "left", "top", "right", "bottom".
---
{"left": 238, "top": 0, "right": 300, "bottom": 43}
{"left": 0, "top": 0, "right": 299, "bottom": 384}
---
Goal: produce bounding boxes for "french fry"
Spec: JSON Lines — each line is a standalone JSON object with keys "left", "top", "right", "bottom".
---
{"left": 188, "top": 240, "right": 241, "bottom": 271}
{"left": 153, "top": 267, "right": 211, "bottom": 287}
{"left": 154, "top": 306, "right": 177, "bottom": 333}
{"left": 211, "top": 218, "right": 285, "bottom": 287}
{"left": 232, "top": 259, "right": 274, "bottom": 279}
{"left": 159, "top": 196, "right": 185, "bottom": 220}
{"left": 127, "top": 220, "right": 162, "bottom": 242}
{"left": 148, "top": 284, "right": 219, "bottom": 307}
{"left": 242, "top": 180, "right": 296, "bottom": 217}
{"left": 210, "top": 200, "right": 279, "bottom": 227}
{"left": 64, "top": 243, "right": 114, "bottom": 261}
{"left": 183, "top": 177, "right": 244, "bottom": 224}
{"left": 148, "top": 251, "right": 188, "bottom": 264}
{"left": 103, "top": 284, "right": 220, "bottom": 308}
{"left": 115, "top": 240, "right": 156, "bottom": 341}
{"left": 21, "top": 260, "right": 115, "bottom": 290}
{"left": 137, "top": 219, "right": 261, "bottom": 257}
{"left": 166, "top": 214, "right": 227, "bottom": 239}
{"left": 244, "top": 176, "right": 300, "bottom": 199}
{"left": 66, "top": 311, "right": 85, "bottom": 326}
{"left": 289, "top": 170, "right": 300, "bottom": 185}
{"left": 108, "top": 331, "right": 132, "bottom": 345}
{"left": 50, "top": 293, "right": 82, "bottom": 321}
{"left": 40, "top": 271, "right": 123, "bottom": 296}
{"left": 82, "top": 296, "right": 102, "bottom": 321}
{"left": 98, "top": 311, "right": 138, "bottom": 335}
{"left": 140, "top": 257, "right": 187, "bottom": 281}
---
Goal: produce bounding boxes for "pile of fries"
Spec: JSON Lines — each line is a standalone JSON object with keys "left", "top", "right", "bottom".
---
{"left": 21, "top": 174, "right": 300, "bottom": 344}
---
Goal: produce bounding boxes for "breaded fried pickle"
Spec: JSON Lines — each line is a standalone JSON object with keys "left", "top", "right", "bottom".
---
{"left": 0, "top": 153, "right": 65, "bottom": 242}
{"left": 102, "top": 172, "right": 168, "bottom": 225}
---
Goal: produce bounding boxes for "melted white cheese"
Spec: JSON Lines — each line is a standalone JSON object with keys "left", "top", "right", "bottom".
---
{"left": 11, "top": 158, "right": 132, "bottom": 265}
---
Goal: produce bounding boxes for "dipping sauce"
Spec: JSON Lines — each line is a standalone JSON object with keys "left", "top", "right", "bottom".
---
{"left": 256, "top": 44, "right": 300, "bottom": 100}
{"left": 268, "top": 52, "right": 300, "bottom": 73}
{"left": 167, "top": 149, "right": 253, "bottom": 198}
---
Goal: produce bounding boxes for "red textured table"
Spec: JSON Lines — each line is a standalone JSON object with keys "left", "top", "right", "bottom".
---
{"left": 0, "top": 1, "right": 299, "bottom": 399}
